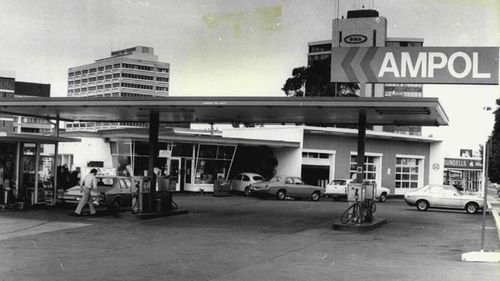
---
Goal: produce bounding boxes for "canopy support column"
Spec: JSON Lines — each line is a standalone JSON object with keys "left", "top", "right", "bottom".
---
{"left": 148, "top": 110, "right": 159, "bottom": 204}
{"left": 52, "top": 115, "right": 60, "bottom": 206}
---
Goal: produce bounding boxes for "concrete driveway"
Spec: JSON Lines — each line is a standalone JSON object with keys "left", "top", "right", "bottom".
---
{"left": 0, "top": 194, "right": 499, "bottom": 281}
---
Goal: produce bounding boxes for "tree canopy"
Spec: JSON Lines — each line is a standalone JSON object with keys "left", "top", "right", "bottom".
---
{"left": 282, "top": 60, "right": 358, "bottom": 97}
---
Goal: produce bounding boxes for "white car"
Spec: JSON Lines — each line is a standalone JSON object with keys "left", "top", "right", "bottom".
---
{"left": 325, "top": 179, "right": 390, "bottom": 202}
{"left": 229, "top": 172, "right": 265, "bottom": 196}
{"left": 404, "top": 184, "right": 484, "bottom": 214}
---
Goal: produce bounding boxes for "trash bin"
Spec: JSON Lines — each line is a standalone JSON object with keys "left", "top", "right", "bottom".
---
{"left": 213, "top": 180, "right": 230, "bottom": 196}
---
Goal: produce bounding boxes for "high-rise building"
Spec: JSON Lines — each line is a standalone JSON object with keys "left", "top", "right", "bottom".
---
{"left": 0, "top": 70, "right": 52, "bottom": 134}
{"left": 307, "top": 9, "right": 424, "bottom": 136}
{"left": 66, "top": 46, "right": 170, "bottom": 131}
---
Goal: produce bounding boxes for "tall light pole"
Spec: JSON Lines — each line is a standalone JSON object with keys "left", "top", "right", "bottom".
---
{"left": 480, "top": 106, "right": 492, "bottom": 251}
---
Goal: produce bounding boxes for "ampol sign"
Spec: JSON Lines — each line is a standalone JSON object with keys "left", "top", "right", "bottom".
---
{"left": 331, "top": 47, "right": 499, "bottom": 84}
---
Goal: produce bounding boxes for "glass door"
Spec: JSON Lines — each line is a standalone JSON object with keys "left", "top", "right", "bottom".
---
{"left": 37, "top": 144, "right": 55, "bottom": 204}
{"left": 169, "top": 157, "right": 181, "bottom": 191}
{"left": 21, "top": 143, "right": 37, "bottom": 206}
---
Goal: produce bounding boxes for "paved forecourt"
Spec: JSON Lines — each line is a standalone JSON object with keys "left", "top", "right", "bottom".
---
{"left": 0, "top": 195, "right": 498, "bottom": 281}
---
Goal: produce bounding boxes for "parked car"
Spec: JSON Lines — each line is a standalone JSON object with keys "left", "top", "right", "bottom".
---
{"left": 249, "top": 176, "right": 325, "bottom": 201}
{"left": 404, "top": 184, "right": 484, "bottom": 214}
{"left": 229, "top": 172, "right": 265, "bottom": 196}
{"left": 325, "top": 179, "right": 390, "bottom": 202}
{"left": 61, "top": 176, "right": 134, "bottom": 211}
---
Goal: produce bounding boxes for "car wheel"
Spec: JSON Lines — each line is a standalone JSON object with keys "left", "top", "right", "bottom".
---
{"left": 311, "top": 191, "right": 321, "bottom": 201}
{"left": 244, "top": 187, "right": 251, "bottom": 197}
{"left": 465, "top": 202, "right": 479, "bottom": 214}
{"left": 416, "top": 200, "right": 428, "bottom": 211}
{"left": 276, "top": 190, "right": 286, "bottom": 200}
{"left": 378, "top": 192, "right": 387, "bottom": 202}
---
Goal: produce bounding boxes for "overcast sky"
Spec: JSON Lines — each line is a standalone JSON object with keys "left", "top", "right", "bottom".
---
{"left": 1, "top": 0, "right": 499, "bottom": 156}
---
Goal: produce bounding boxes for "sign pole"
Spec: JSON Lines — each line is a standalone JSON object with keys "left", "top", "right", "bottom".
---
{"left": 480, "top": 139, "right": 490, "bottom": 250}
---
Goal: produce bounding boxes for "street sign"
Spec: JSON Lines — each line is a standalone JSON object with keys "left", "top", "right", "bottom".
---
{"left": 331, "top": 47, "right": 499, "bottom": 84}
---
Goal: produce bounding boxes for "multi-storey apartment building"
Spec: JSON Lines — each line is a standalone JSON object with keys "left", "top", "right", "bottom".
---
{"left": 66, "top": 46, "right": 170, "bottom": 131}
{"left": 307, "top": 9, "right": 424, "bottom": 135}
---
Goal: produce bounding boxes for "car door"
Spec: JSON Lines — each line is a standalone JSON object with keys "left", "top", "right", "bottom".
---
{"left": 441, "top": 185, "right": 462, "bottom": 208}
{"left": 428, "top": 186, "right": 445, "bottom": 207}
{"left": 241, "top": 174, "right": 251, "bottom": 192}
{"left": 293, "top": 177, "right": 308, "bottom": 197}
{"left": 283, "top": 177, "right": 296, "bottom": 196}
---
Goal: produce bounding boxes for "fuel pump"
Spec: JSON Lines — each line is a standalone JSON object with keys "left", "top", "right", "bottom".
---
{"left": 138, "top": 176, "right": 152, "bottom": 212}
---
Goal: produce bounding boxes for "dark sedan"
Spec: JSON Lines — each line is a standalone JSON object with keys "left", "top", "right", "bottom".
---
{"left": 249, "top": 176, "right": 325, "bottom": 201}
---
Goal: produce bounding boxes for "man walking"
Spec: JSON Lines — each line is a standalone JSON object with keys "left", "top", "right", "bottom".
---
{"left": 73, "top": 168, "right": 98, "bottom": 216}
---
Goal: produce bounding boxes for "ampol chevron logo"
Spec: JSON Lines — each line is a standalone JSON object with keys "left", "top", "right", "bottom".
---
{"left": 331, "top": 47, "right": 499, "bottom": 85}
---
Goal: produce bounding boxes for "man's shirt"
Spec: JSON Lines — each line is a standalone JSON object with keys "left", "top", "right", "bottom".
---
{"left": 80, "top": 174, "right": 97, "bottom": 189}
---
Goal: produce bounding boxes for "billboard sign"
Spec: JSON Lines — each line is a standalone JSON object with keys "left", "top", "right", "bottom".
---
{"left": 444, "top": 158, "right": 482, "bottom": 170}
{"left": 331, "top": 47, "right": 499, "bottom": 84}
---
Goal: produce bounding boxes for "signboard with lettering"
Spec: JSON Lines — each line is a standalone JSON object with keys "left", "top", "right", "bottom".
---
{"left": 331, "top": 47, "right": 499, "bottom": 84}
{"left": 444, "top": 158, "right": 482, "bottom": 170}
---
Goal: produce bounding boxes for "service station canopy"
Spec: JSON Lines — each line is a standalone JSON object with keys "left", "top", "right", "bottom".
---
{"left": 0, "top": 96, "right": 449, "bottom": 126}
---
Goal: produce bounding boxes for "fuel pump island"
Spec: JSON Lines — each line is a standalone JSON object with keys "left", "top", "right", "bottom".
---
{"left": 135, "top": 175, "right": 187, "bottom": 218}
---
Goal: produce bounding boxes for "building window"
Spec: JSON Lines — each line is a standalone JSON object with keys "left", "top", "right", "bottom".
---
{"left": 113, "top": 73, "right": 120, "bottom": 78}
{"left": 121, "top": 83, "right": 153, "bottom": 90}
{"left": 98, "top": 66, "right": 104, "bottom": 71}
{"left": 105, "top": 74, "right": 112, "bottom": 79}
{"left": 349, "top": 155, "right": 377, "bottom": 181}
{"left": 302, "top": 152, "right": 330, "bottom": 159}
{"left": 75, "top": 71, "right": 81, "bottom": 75}
{"left": 123, "top": 63, "right": 153, "bottom": 71}
{"left": 113, "top": 63, "right": 121, "bottom": 68}
{"left": 157, "top": 68, "right": 169, "bottom": 73}
{"left": 395, "top": 158, "right": 420, "bottom": 189}
{"left": 69, "top": 72, "right": 74, "bottom": 77}
{"left": 98, "top": 76, "right": 104, "bottom": 81}
{"left": 106, "top": 65, "right": 112, "bottom": 70}
{"left": 122, "top": 73, "right": 153, "bottom": 80}
{"left": 81, "top": 78, "right": 88, "bottom": 83}
{"left": 89, "top": 68, "right": 97, "bottom": 73}
{"left": 89, "top": 77, "right": 96, "bottom": 82}
{"left": 308, "top": 43, "right": 332, "bottom": 53}
{"left": 156, "top": 86, "right": 167, "bottom": 91}
{"left": 82, "top": 70, "right": 88, "bottom": 74}
{"left": 156, "top": 77, "right": 169, "bottom": 82}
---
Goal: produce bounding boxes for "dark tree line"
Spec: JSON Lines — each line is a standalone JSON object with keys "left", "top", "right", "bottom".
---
{"left": 488, "top": 99, "right": 500, "bottom": 183}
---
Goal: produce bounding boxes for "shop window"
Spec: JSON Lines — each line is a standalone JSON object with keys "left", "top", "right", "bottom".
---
{"left": 172, "top": 143, "right": 194, "bottom": 157}
{"left": 199, "top": 145, "right": 217, "bottom": 159}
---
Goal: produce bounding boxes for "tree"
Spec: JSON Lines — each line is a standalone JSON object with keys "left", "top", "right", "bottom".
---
{"left": 282, "top": 59, "right": 358, "bottom": 97}
{"left": 488, "top": 99, "right": 500, "bottom": 183}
